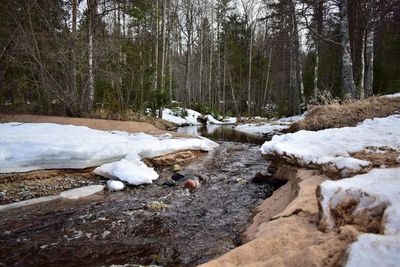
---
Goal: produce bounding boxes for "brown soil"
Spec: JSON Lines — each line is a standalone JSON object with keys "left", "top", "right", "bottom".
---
{"left": 0, "top": 150, "right": 206, "bottom": 205}
{"left": 0, "top": 104, "right": 177, "bottom": 131}
{"left": 145, "top": 150, "right": 207, "bottom": 167}
{"left": 289, "top": 96, "right": 400, "bottom": 132}
{"left": 201, "top": 168, "right": 357, "bottom": 267}
{"left": 351, "top": 149, "right": 400, "bottom": 169}
{"left": 0, "top": 169, "right": 98, "bottom": 205}
{"left": 0, "top": 113, "right": 184, "bottom": 136}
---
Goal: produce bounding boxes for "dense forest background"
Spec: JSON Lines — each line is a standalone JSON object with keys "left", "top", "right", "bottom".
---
{"left": 0, "top": 0, "right": 399, "bottom": 117}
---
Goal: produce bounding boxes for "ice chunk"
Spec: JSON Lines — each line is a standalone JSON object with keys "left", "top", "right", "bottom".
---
{"left": 106, "top": 180, "right": 125, "bottom": 191}
{"left": 60, "top": 185, "right": 104, "bottom": 199}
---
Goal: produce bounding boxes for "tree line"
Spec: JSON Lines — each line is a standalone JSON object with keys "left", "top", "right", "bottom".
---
{"left": 0, "top": 0, "right": 399, "bottom": 117}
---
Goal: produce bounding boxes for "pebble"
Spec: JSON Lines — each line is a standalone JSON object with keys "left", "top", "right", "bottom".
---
{"left": 183, "top": 179, "right": 200, "bottom": 191}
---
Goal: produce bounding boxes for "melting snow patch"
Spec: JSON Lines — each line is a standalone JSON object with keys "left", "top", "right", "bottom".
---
{"left": 235, "top": 113, "right": 305, "bottom": 136}
{"left": 319, "top": 168, "right": 400, "bottom": 234}
{"left": 346, "top": 234, "right": 400, "bottom": 267}
{"left": 0, "top": 122, "right": 218, "bottom": 185}
{"left": 382, "top": 92, "right": 400, "bottom": 98}
{"left": 319, "top": 168, "right": 400, "bottom": 267}
{"left": 235, "top": 123, "right": 289, "bottom": 136}
{"left": 261, "top": 115, "right": 400, "bottom": 175}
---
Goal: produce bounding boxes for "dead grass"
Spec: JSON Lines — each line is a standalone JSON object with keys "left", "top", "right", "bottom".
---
{"left": 289, "top": 96, "right": 400, "bottom": 132}
{"left": 92, "top": 108, "right": 177, "bottom": 130}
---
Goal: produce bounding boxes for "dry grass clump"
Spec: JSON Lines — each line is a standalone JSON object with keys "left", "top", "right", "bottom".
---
{"left": 289, "top": 96, "right": 400, "bottom": 132}
{"left": 93, "top": 108, "right": 176, "bottom": 130}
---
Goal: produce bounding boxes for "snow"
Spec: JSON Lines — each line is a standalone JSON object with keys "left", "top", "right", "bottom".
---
{"left": 346, "top": 234, "right": 400, "bottom": 267}
{"left": 260, "top": 115, "right": 400, "bottom": 175}
{"left": 235, "top": 113, "right": 305, "bottom": 136}
{"left": 161, "top": 108, "right": 236, "bottom": 126}
{"left": 204, "top": 114, "right": 236, "bottom": 125}
{"left": 60, "top": 185, "right": 104, "bottom": 199}
{"left": 276, "top": 113, "right": 306, "bottom": 124}
{"left": 382, "top": 92, "right": 400, "bottom": 98}
{"left": 106, "top": 180, "right": 125, "bottom": 191}
{"left": 235, "top": 123, "right": 289, "bottom": 136}
{"left": 319, "top": 168, "right": 400, "bottom": 267}
{"left": 320, "top": 168, "right": 400, "bottom": 234}
{"left": 0, "top": 122, "right": 218, "bottom": 185}
{"left": 162, "top": 108, "right": 202, "bottom": 125}
{"left": 95, "top": 156, "right": 158, "bottom": 186}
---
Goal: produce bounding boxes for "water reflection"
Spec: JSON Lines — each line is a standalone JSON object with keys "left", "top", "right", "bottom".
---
{"left": 177, "top": 125, "right": 268, "bottom": 145}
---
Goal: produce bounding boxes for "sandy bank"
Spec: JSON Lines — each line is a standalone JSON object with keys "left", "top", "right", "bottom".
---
{"left": 0, "top": 113, "right": 185, "bottom": 136}
{"left": 201, "top": 166, "right": 359, "bottom": 267}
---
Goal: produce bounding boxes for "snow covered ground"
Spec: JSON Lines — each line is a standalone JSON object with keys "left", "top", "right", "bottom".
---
{"left": 235, "top": 114, "right": 305, "bottom": 136}
{"left": 162, "top": 108, "right": 236, "bottom": 126}
{"left": 0, "top": 122, "right": 218, "bottom": 185}
{"left": 261, "top": 115, "right": 400, "bottom": 176}
{"left": 235, "top": 123, "right": 288, "bottom": 136}
{"left": 383, "top": 92, "right": 400, "bottom": 98}
{"left": 260, "top": 114, "right": 400, "bottom": 267}
{"left": 320, "top": 168, "right": 400, "bottom": 267}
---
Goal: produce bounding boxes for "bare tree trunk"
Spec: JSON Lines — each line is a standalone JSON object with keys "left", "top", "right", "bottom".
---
{"left": 228, "top": 68, "right": 240, "bottom": 117}
{"left": 169, "top": 47, "right": 173, "bottom": 103}
{"left": 314, "top": 46, "right": 319, "bottom": 98}
{"left": 155, "top": 0, "right": 159, "bottom": 92}
{"left": 87, "top": 0, "right": 96, "bottom": 111}
{"left": 71, "top": 0, "right": 78, "bottom": 112}
{"left": 262, "top": 48, "right": 272, "bottom": 106}
{"left": 360, "top": 30, "right": 365, "bottom": 99}
{"left": 223, "top": 48, "right": 226, "bottom": 116}
{"left": 199, "top": 19, "right": 204, "bottom": 102}
{"left": 208, "top": 0, "right": 214, "bottom": 108}
{"left": 247, "top": 26, "right": 253, "bottom": 115}
{"left": 339, "top": 0, "right": 357, "bottom": 98}
{"left": 160, "top": 0, "right": 167, "bottom": 91}
{"left": 313, "top": 0, "right": 323, "bottom": 98}
{"left": 364, "top": 27, "right": 374, "bottom": 97}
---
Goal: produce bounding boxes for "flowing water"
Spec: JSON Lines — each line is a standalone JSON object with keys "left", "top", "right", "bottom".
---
{"left": 0, "top": 126, "right": 273, "bottom": 267}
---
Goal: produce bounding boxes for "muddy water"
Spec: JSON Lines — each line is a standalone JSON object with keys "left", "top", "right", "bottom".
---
{"left": 0, "top": 132, "right": 273, "bottom": 266}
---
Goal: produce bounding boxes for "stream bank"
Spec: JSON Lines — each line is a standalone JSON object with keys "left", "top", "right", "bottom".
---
{"left": 0, "top": 140, "right": 275, "bottom": 266}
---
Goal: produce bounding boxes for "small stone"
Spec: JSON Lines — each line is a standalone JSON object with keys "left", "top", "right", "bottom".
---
{"left": 234, "top": 177, "right": 248, "bottom": 185}
{"left": 19, "top": 191, "right": 30, "bottom": 198}
{"left": 146, "top": 201, "right": 169, "bottom": 211}
{"left": 183, "top": 179, "right": 200, "bottom": 191}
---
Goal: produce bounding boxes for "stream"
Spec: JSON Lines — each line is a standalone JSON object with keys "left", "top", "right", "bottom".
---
{"left": 0, "top": 126, "right": 273, "bottom": 267}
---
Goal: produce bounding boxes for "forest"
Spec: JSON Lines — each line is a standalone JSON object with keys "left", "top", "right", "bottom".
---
{"left": 1, "top": 0, "right": 399, "bottom": 117}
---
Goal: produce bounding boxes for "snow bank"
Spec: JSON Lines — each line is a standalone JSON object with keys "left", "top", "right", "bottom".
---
{"left": 0, "top": 122, "right": 218, "bottom": 185}
{"left": 261, "top": 115, "right": 400, "bottom": 175}
{"left": 204, "top": 114, "right": 237, "bottom": 125}
{"left": 319, "top": 168, "right": 400, "bottom": 267}
{"left": 276, "top": 113, "right": 306, "bottom": 124}
{"left": 319, "top": 168, "right": 400, "bottom": 234}
{"left": 235, "top": 113, "right": 305, "bottom": 136}
{"left": 162, "top": 108, "right": 202, "bottom": 125}
{"left": 346, "top": 234, "right": 400, "bottom": 267}
{"left": 382, "top": 92, "right": 400, "bottom": 98}
{"left": 162, "top": 108, "right": 236, "bottom": 126}
{"left": 235, "top": 123, "right": 289, "bottom": 136}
